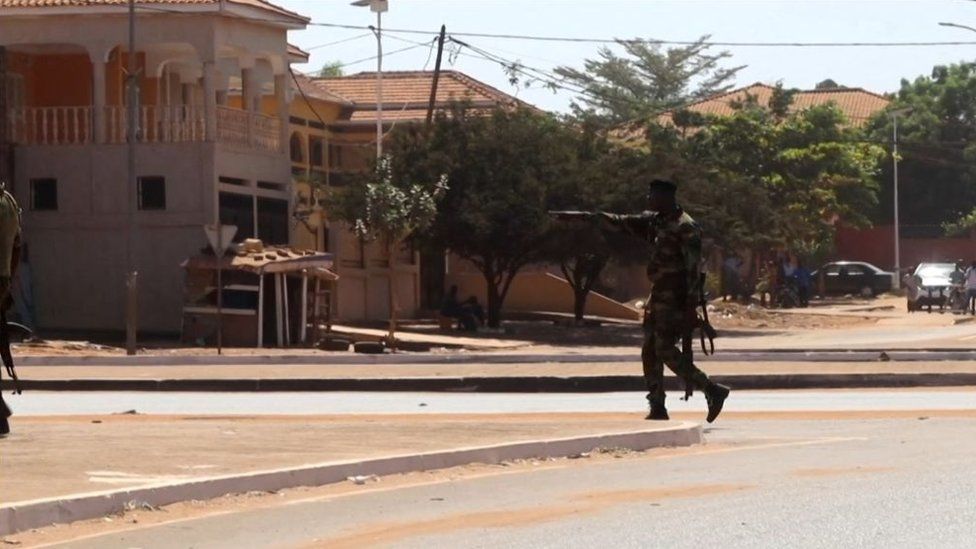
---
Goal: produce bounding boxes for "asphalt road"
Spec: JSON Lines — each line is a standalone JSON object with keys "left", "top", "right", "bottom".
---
{"left": 11, "top": 389, "right": 976, "bottom": 416}
{"left": 34, "top": 416, "right": 976, "bottom": 548}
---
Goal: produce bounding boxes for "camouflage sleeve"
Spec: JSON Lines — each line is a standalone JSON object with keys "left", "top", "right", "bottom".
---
{"left": 682, "top": 222, "right": 703, "bottom": 302}
{"left": 597, "top": 212, "right": 653, "bottom": 240}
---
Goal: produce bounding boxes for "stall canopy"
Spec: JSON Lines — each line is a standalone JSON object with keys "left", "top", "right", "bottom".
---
{"left": 181, "top": 245, "right": 338, "bottom": 347}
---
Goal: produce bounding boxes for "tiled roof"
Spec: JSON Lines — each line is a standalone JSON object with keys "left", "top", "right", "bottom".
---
{"left": 658, "top": 83, "right": 890, "bottom": 127}
{"left": 312, "top": 70, "right": 536, "bottom": 124}
{"left": 0, "top": 0, "right": 307, "bottom": 22}
{"left": 291, "top": 72, "right": 353, "bottom": 106}
{"left": 287, "top": 43, "right": 310, "bottom": 62}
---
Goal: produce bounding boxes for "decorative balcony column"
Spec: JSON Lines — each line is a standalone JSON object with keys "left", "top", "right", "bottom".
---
{"left": 274, "top": 72, "right": 288, "bottom": 154}
{"left": 203, "top": 61, "right": 217, "bottom": 141}
{"left": 90, "top": 55, "right": 107, "bottom": 144}
{"left": 241, "top": 67, "right": 256, "bottom": 112}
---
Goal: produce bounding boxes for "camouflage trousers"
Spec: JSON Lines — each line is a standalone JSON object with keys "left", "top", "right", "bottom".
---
{"left": 641, "top": 302, "right": 711, "bottom": 407}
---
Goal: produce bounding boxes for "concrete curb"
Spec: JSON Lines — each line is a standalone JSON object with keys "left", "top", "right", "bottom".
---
{"left": 0, "top": 422, "right": 702, "bottom": 536}
{"left": 5, "top": 373, "right": 976, "bottom": 393}
{"left": 15, "top": 349, "right": 976, "bottom": 367}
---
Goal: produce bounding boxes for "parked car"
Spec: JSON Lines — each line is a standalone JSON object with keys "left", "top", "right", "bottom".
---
{"left": 905, "top": 262, "right": 957, "bottom": 312}
{"left": 813, "top": 261, "right": 894, "bottom": 297}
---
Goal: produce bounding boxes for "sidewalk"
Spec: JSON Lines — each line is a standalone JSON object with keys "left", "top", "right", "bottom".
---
{"left": 0, "top": 414, "right": 699, "bottom": 535}
{"left": 9, "top": 360, "right": 976, "bottom": 392}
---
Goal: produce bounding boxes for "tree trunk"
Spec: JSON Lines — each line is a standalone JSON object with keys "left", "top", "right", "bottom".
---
{"left": 387, "top": 240, "right": 398, "bottom": 351}
{"left": 573, "top": 288, "right": 588, "bottom": 322}
{"left": 486, "top": 277, "right": 502, "bottom": 329}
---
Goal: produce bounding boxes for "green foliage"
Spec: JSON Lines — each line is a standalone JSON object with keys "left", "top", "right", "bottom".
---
{"left": 645, "top": 93, "right": 885, "bottom": 258}
{"left": 554, "top": 36, "right": 744, "bottom": 125}
{"left": 386, "top": 105, "right": 577, "bottom": 326}
{"left": 327, "top": 156, "right": 447, "bottom": 247}
{"left": 866, "top": 62, "right": 976, "bottom": 233}
{"left": 317, "top": 61, "right": 344, "bottom": 78}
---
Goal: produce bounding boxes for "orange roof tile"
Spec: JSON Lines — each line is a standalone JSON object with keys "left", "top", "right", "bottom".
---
{"left": 0, "top": 0, "right": 307, "bottom": 22}
{"left": 312, "top": 70, "right": 537, "bottom": 124}
{"left": 657, "top": 83, "right": 890, "bottom": 127}
{"left": 291, "top": 72, "right": 353, "bottom": 106}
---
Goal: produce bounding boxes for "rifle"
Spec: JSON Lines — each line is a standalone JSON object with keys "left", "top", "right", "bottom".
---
{"left": 1, "top": 308, "right": 20, "bottom": 396}
{"left": 680, "top": 272, "right": 718, "bottom": 400}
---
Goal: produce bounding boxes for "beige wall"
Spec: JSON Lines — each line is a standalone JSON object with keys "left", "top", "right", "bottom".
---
{"left": 15, "top": 143, "right": 218, "bottom": 332}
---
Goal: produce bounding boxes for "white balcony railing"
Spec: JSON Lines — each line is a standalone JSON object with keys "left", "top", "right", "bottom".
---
{"left": 106, "top": 105, "right": 206, "bottom": 144}
{"left": 7, "top": 105, "right": 281, "bottom": 153}
{"left": 8, "top": 106, "right": 92, "bottom": 145}
{"left": 217, "top": 105, "right": 281, "bottom": 153}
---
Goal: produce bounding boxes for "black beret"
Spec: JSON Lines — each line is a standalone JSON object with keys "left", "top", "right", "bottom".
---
{"left": 648, "top": 179, "right": 677, "bottom": 194}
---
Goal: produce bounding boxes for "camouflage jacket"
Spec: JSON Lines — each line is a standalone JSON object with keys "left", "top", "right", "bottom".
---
{"left": 599, "top": 207, "right": 702, "bottom": 305}
{"left": 0, "top": 189, "right": 21, "bottom": 279}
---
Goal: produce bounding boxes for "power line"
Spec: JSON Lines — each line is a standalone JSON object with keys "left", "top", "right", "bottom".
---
{"left": 314, "top": 22, "right": 976, "bottom": 48}
{"left": 305, "top": 32, "right": 374, "bottom": 52}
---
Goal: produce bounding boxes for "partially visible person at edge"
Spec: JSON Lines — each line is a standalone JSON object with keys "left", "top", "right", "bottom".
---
{"left": 553, "top": 179, "right": 730, "bottom": 423}
{"left": 793, "top": 260, "right": 813, "bottom": 308}
{"left": 0, "top": 183, "right": 22, "bottom": 437}
{"left": 964, "top": 261, "right": 976, "bottom": 315}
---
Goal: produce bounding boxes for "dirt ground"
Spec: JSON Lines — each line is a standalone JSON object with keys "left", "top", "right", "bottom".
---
{"left": 9, "top": 296, "right": 894, "bottom": 356}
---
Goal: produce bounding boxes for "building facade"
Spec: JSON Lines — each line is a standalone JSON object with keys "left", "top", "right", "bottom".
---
{"left": 0, "top": 0, "right": 305, "bottom": 333}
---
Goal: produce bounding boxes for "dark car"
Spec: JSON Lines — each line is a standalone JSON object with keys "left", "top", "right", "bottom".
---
{"left": 813, "top": 261, "right": 895, "bottom": 297}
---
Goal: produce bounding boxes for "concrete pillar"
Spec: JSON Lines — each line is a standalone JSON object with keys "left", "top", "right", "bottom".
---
{"left": 91, "top": 57, "right": 107, "bottom": 143}
{"left": 241, "top": 68, "right": 255, "bottom": 112}
{"left": 203, "top": 61, "right": 217, "bottom": 141}
{"left": 274, "top": 73, "right": 288, "bottom": 155}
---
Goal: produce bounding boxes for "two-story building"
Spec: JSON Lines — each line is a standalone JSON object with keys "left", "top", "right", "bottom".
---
{"left": 0, "top": 0, "right": 307, "bottom": 333}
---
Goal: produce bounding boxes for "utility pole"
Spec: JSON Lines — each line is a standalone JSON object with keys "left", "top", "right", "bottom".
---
{"left": 374, "top": 7, "right": 384, "bottom": 159}
{"left": 125, "top": 0, "right": 139, "bottom": 355}
{"left": 892, "top": 113, "right": 901, "bottom": 288}
{"left": 425, "top": 25, "right": 447, "bottom": 127}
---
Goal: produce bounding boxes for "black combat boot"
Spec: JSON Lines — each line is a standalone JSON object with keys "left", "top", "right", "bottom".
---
{"left": 0, "top": 399, "right": 10, "bottom": 437}
{"left": 645, "top": 403, "right": 670, "bottom": 421}
{"left": 704, "top": 383, "right": 730, "bottom": 423}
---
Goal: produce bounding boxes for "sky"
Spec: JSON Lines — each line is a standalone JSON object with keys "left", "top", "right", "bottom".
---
{"left": 278, "top": 0, "right": 976, "bottom": 112}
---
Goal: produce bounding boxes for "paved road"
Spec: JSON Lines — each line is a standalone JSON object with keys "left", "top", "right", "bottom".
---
{"left": 11, "top": 389, "right": 976, "bottom": 416}
{"left": 33, "top": 417, "right": 976, "bottom": 548}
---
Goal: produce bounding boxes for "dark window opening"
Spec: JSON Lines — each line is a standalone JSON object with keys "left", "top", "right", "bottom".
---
{"left": 257, "top": 181, "right": 286, "bottom": 191}
{"left": 30, "top": 178, "right": 58, "bottom": 211}
{"left": 257, "top": 197, "right": 289, "bottom": 245}
{"left": 310, "top": 138, "right": 324, "bottom": 167}
{"left": 137, "top": 176, "right": 166, "bottom": 210}
{"left": 290, "top": 133, "right": 304, "bottom": 163}
{"left": 219, "top": 192, "right": 255, "bottom": 243}
{"left": 219, "top": 177, "right": 247, "bottom": 187}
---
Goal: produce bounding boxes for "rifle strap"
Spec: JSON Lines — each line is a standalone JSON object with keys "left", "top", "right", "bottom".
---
{"left": 0, "top": 308, "right": 20, "bottom": 394}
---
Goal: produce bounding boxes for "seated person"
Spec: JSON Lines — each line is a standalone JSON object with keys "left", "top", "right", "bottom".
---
{"left": 440, "top": 286, "right": 477, "bottom": 331}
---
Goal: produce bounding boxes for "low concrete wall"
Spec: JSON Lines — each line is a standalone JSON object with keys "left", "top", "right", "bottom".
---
{"left": 446, "top": 271, "right": 640, "bottom": 321}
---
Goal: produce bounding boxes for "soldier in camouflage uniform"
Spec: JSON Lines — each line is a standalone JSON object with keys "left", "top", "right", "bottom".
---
{"left": 554, "top": 180, "right": 730, "bottom": 423}
{"left": 0, "top": 183, "right": 20, "bottom": 437}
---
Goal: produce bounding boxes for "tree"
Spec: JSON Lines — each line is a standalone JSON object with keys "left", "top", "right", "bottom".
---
{"left": 386, "top": 105, "right": 576, "bottom": 327}
{"left": 318, "top": 61, "right": 344, "bottom": 78}
{"left": 328, "top": 156, "right": 447, "bottom": 346}
{"left": 554, "top": 36, "right": 745, "bottom": 125}
{"left": 815, "top": 78, "right": 842, "bottom": 89}
{"left": 642, "top": 90, "right": 885, "bottom": 270}
{"left": 545, "top": 123, "right": 648, "bottom": 321}
{"left": 866, "top": 62, "right": 976, "bottom": 235}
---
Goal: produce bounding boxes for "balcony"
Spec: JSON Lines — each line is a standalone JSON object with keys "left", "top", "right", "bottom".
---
{"left": 6, "top": 105, "right": 281, "bottom": 153}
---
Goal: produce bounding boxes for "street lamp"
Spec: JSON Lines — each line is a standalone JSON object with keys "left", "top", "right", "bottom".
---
{"left": 890, "top": 107, "right": 912, "bottom": 288}
{"left": 352, "top": 0, "right": 388, "bottom": 160}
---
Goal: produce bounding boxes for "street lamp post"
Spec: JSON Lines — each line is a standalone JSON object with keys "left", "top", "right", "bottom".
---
{"left": 889, "top": 107, "right": 911, "bottom": 288}
{"left": 352, "top": 0, "right": 388, "bottom": 161}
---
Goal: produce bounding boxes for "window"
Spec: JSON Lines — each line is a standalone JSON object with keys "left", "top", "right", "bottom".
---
{"left": 138, "top": 176, "right": 166, "bottom": 210}
{"left": 310, "top": 138, "right": 324, "bottom": 167}
{"left": 289, "top": 133, "right": 304, "bottom": 163}
{"left": 30, "top": 178, "right": 58, "bottom": 211}
{"left": 219, "top": 192, "right": 255, "bottom": 242}
{"left": 257, "top": 197, "right": 289, "bottom": 245}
